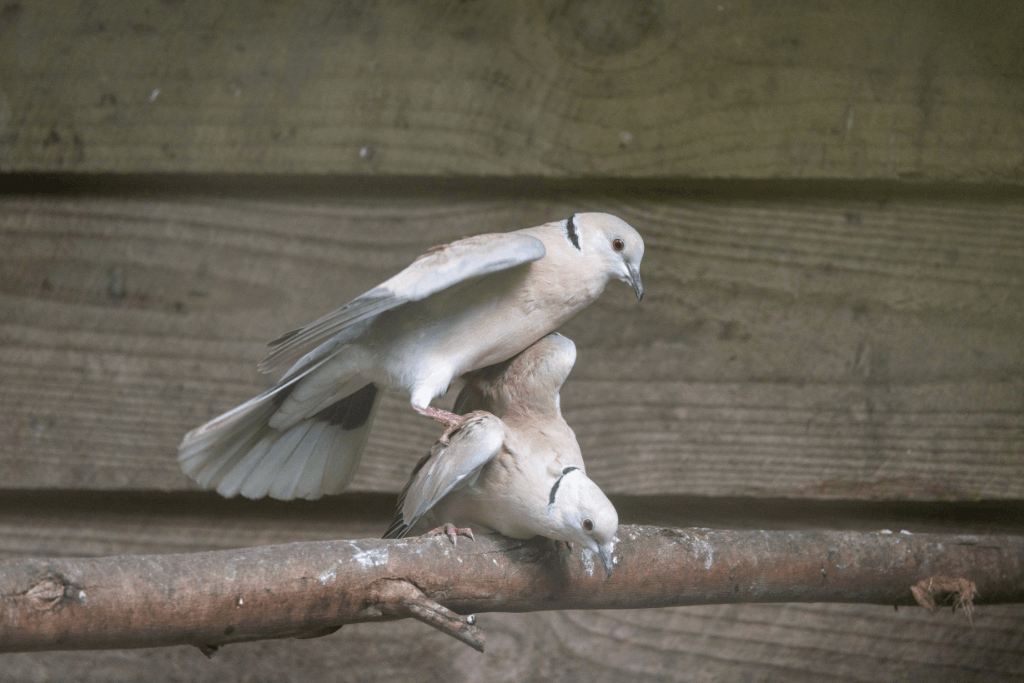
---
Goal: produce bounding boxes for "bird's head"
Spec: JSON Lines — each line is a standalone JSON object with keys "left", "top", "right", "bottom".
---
{"left": 546, "top": 466, "right": 619, "bottom": 577}
{"left": 572, "top": 213, "right": 645, "bottom": 301}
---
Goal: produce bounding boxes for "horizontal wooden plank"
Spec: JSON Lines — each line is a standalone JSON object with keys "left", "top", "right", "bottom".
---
{"left": 1, "top": 195, "right": 1022, "bottom": 499}
{"left": 0, "top": 495, "right": 388, "bottom": 560}
{"left": 2, "top": 1, "right": 1023, "bottom": 180}
{"left": 1, "top": 605, "right": 1020, "bottom": 682}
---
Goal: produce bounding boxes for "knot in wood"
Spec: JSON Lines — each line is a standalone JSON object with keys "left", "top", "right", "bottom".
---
{"left": 25, "top": 575, "right": 71, "bottom": 611}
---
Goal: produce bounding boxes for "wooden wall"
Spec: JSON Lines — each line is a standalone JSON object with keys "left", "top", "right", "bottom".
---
{"left": 2, "top": 1, "right": 1023, "bottom": 680}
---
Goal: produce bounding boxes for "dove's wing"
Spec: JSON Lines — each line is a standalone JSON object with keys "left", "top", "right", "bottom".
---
{"left": 259, "top": 232, "right": 546, "bottom": 375}
{"left": 383, "top": 412, "right": 505, "bottom": 538}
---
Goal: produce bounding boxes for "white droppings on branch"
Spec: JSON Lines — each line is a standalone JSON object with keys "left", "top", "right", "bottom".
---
{"left": 692, "top": 536, "right": 715, "bottom": 570}
{"left": 351, "top": 547, "right": 388, "bottom": 569}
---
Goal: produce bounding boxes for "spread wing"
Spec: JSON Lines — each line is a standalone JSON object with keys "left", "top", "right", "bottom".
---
{"left": 383, "top": 412, "right": 505, "bottom": 538}
{"left": 259, "top": 232, "right": 546, "bottom": 376}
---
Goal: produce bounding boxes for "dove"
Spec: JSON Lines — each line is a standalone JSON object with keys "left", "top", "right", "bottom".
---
{"left": 384, "top": 333, "right": 618, "bottom": 578}
{"left": 179, "top": 212, "right": 643, "bottom": 501}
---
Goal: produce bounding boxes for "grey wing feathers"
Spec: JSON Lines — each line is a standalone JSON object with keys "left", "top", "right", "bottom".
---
{"left": 178, "top": 355, "right": 330, "bottom": 460}
{"left": 382, "top": 450, "right": 435, "bottom": 539}
{"left": 179, "top": 356, "right": 382, "bottom": 500}
{"left": 383, "top": 412, "right": 505, "bottom": 538}
{"left": 259, "top": 232, "right": 546, "bottom": 375}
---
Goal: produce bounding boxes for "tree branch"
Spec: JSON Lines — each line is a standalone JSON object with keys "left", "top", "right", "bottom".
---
{"left": 2, "top": 526, "right": 1021, "bottom": 654}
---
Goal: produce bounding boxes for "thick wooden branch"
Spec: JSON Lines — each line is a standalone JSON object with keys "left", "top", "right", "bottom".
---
{"left": 2, "top": 526, "right": 1021, "bottom": 654}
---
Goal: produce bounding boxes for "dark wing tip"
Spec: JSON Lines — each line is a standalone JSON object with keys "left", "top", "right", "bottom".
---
{"left": 310, "top": 383, "right": 378, "bottom": 431}
{"left": 266, "top": 327, "right": 301, "bottom": 349}
{"left": 383, "top": 447, "right": 436, "bottom": 540}
{"left": 341, "top": 383, "right": 378, "bottom": 430}
{"left": 382, "top": 517, "right": 411, "bottom": 539}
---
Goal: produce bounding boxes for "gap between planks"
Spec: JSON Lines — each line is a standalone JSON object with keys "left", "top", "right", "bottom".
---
{"left": 0, "top": 490, "right": 1021, "bottom": 560}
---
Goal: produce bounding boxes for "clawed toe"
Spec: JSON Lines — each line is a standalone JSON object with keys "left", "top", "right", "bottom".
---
{"left": 437, "top": 419, "right": 464, "bottom": 444}
{"left": 427, "top": 522, "right": 475, "bottom": 546}
{"left": 413, "top": 405, "right": 465, "bottom": 444}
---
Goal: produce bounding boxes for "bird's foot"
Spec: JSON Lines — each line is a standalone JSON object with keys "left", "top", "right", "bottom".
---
{"left": 426, "top": 523, "right": 475, "bottom": 546}
{"left": 413, "top": 405, "right": 465, "bottom": 444}
{"left": 436, "top": 418, "right": 465, "bottom": 444}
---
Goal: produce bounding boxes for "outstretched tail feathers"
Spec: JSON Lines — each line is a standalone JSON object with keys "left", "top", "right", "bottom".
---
{"left": 179, "top": 382, "right": 382, "bottom": 501}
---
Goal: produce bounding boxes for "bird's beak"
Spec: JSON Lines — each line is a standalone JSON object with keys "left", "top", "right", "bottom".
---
{"left": 626, "top": 264, "right": 643, "bottom": 301}
{"left": 597, "top": 543, "right": 614, "bottom": 578}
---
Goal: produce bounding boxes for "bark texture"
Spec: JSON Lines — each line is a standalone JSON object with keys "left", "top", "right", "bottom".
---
{"left": 1, "top": 527, "right": 1021, "bottom": 653}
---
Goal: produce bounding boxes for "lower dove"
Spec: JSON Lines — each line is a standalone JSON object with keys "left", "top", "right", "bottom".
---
{"left": 384, "top": 333, "right": 618, "bottom": 578}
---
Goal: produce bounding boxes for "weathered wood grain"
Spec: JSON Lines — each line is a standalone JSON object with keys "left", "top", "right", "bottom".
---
{"left": 3, "top": 493, "right": 1021, "bottom": 562}
{"left": 0, "top": 494, "right": 390, "bottom": 560}
{"left": 2, "top": 1, "right": 1023, "bottom": 181}
{"left": 2, "top": 196, "right": 1022, "bottom": 499}
{"left": 1, "top": 605, "right": 1021, "bottom": 683}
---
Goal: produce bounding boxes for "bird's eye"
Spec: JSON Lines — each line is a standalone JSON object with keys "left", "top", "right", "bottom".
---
{"left": 582, "top": 518, "right": 594, "bottom": 532}
{"left": 612, "top": 238, "right": 625, "bottom": 252}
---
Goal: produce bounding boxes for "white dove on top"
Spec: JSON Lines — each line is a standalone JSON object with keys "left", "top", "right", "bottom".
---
{"left": 178, "top": 213, "right": 644, "bottom": 501}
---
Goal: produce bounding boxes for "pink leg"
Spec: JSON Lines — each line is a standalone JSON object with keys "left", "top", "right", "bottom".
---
{"left": 426, "top": 522, "right": 475, "bottom": 546}
{"left": 413, "top": 404, "right": 465, "bottom": 444}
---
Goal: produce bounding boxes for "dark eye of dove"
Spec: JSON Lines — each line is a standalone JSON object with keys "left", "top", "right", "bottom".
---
{"left": 582, "top": 518, "right": 594, "bottom": 532}
{"left": 612, "top": 238, "right": 625, "bottom": 252}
